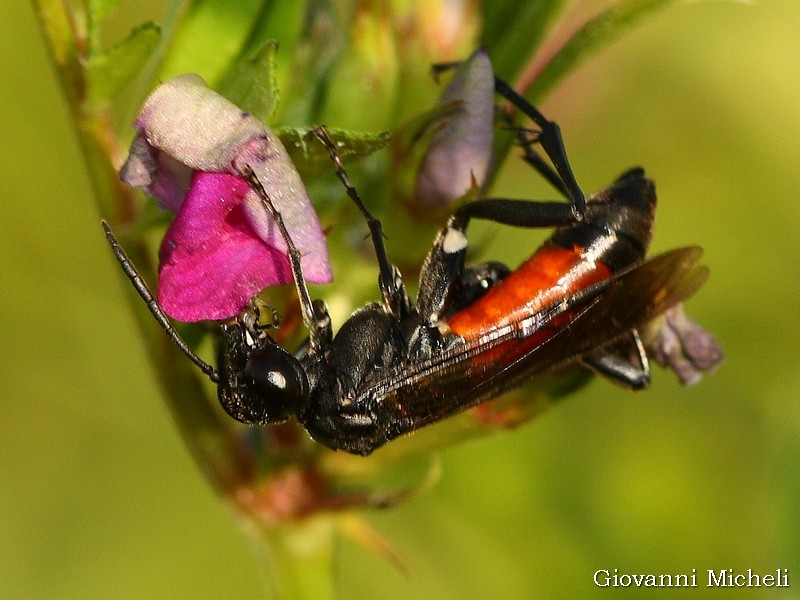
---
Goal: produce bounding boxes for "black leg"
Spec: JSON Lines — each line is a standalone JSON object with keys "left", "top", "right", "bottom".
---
{"left": 416, "top": 190, "right": 583, "bottom": 326}
{"left": 492, "top": 77, "right": 585, "bottom": 214}
{"left": 101, "top": 221, "right": 219, "bottom": 382}
{"left": 243, "top": 170, "right": 332, "bottom": 350}
{"left": 416, "top": 214, "right": 471, "bottom": 325}
{"left": 431, "top": 61, "right": 585, "bottom": 213}
{"left": 311, "top": 126, "right": 410, "bottom": 319}
{"left": 513, "top": 127, "right": 571, "bottom": 199}
{"left": 581, "top": 330, "right": 651, "bottom": 390}
{"left": 416, "top": 66, "right": 589, "bottom": 324}
{"left": 456, "top": 196, "right": 584, "bottom": 228}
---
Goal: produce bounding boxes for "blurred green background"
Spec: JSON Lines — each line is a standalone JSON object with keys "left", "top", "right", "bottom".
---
{"left": 3, "top": 1, "right": 799, "bottom": 598}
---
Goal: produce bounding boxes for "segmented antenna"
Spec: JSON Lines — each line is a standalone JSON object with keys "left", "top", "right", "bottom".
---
{"left": 101, "top": 221, "right": 219, "bottom": 382}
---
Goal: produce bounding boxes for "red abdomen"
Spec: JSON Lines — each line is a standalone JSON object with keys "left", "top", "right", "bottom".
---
{"left": 448, "top": 245, "right": 613, "bottom": 343}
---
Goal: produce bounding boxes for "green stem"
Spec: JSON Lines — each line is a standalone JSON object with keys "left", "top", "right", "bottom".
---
{"left": 256, "top": 518, "right": 336, "bottom": 600}
{"left": 33, "top": 5, "right": 337, "bottom": 597}
{"left": 522, "top": 0, "right": 678, "bottom": 102}
{"left": 32, "top": 0, "right": 255, "bottom": 495}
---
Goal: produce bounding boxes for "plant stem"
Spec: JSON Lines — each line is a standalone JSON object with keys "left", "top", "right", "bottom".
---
{"left": 256, "top": 518, "right": 336, "bottom": 600}
{"left": 32, "top": 0, "right": 256, "bottom": 497}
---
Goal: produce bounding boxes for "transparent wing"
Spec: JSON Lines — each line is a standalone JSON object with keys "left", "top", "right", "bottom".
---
{"left": 364, "top": 247, "right": 707, "bottom": 436}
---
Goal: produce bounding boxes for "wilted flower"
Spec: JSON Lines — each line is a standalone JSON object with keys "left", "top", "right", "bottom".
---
{"left": 414, "top": 48, "right": 495, "bottom": 207}
{"left": 644, "top": 304, "right": 724, "bottom": 386}
{"left": 120, "top": 74, "right": 332, "bottom": 322}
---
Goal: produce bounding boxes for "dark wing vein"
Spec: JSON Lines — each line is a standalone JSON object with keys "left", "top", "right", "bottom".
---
{"left": 365, "top": 247, "right": 706, "bottom": 431}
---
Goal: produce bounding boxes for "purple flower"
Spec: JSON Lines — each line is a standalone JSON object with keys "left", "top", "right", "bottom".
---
{"left": 644, "top": 304, "right": 723, "bottom": 386}
{"left": 414, "top": 48, "right": 495, "bottom": 207}
{"left": 120, "top": 74, "right": 331, "bottom": 322}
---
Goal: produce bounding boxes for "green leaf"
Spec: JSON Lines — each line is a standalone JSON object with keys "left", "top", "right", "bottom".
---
{"left": 278, "top": 127, "right": 391, "bottom": 175}
{"left": 86, "top": 22, "right": 161, "bottom": 102}
{"left": 236, "top": 2, "right": 307, "bottom": 72}
{"left": 275, "top": 1, "right": 347, "bottom": 126}
{"left": 88, "top": 0, "right": 121, "bottom": 26}
{"left": 85, "top": 0, "right": 122, "bottom": 52}
{"left": 528, "top": 0, "right": 679, "bottom": 102}
{"left": 157, "top": 0, "right": 266, "bottom": 84}
{"left": 480, "top": 0, "right": 567, "bottom": 79}
{"left": 214, "top": 3, "right": 308, "bottom": 123}
{"left": 217, "top": 40, "right": 280, "bottom": 124}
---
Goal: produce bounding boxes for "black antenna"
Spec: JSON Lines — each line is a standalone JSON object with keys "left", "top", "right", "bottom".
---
{"left": 101, "top": 221, "right": 219, "bottom": 382}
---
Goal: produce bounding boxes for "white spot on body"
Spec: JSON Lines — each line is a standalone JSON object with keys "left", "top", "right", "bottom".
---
{"left": 442, "top": 227, "right": 468, "bottom": 254}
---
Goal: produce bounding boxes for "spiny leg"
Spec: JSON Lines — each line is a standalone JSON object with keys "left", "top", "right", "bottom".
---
{"left": 101, "top": 221, "right": 219, "bottom": 382}
{"left": 512, "top": 126, "right": 570, "bottom": 199}
{"left": 311, "top": 126, "right": 408, "bottom": 318}
{"left": 242, "top": 170, "right": 331, "bottom": 350}
{"left": 431, "top": 61, "right": 585, "bottom": 215}
{"left": 492, "top": 77, "right": 585, "bottom": 215}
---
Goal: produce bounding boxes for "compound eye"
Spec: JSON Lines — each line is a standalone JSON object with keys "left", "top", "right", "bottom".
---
{"left": 244, "top": 346, "right": 308, "bottom": 417}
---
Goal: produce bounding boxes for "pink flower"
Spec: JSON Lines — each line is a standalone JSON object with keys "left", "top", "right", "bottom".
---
{"left": 120, "top": 74, "right": 332, "bottom": 322}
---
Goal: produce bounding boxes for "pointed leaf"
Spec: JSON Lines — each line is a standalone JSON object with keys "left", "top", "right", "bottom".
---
{"left": 88, "top": 0, "right": 122, "bottom": 25}
{"left": 86, "top": 22, "right": 161, "bottom": 101}
{"left": 158, "top": 0, "right": 266, "bottom": 83}
{"left": 278, "top": 127, "right": 391, "bottom": 175}
{"left": 86, "top": 0, "right": 122, "bottom": 51}
{"left": 275, "top": 1, "right": 347, "bottom": 126}
{"left": 480, "top": 0, "right": 567, "bottom": 77}
{"left": 529, "top": 0, "right": 679, "bottom": 101}
{"left": 218, "top": 40, "right": 281, "bottom": 124}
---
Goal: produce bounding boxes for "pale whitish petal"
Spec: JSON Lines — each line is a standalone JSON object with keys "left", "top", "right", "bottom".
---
{"left": 134, "top": 73, "right": 265, "bottom": 172}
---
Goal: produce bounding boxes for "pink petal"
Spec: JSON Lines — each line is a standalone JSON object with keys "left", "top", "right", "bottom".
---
{"left": 158, "top": 172, "right": 293, "bottom": 322}
{"left": 148, "top": 153, "right": 193, "bottom": 212}
{"left": 121, "top": 74, "right": 334, "bottom": 321}
{"left": 120, "top": 131, "right": 193, "bottom": 212}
